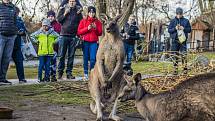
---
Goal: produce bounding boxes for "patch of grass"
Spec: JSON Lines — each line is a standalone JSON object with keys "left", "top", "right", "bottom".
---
{"left": 0, "top": 82, "right": 90, "bottom": 108}
{"left": 7, "top": 67, "right": 38, "bottom": 79}
{"left": 7, "top": 64, "right": 84, "bottom": 79}
{"left": 132, "top": 62, "right": 173, "bottom": 75}
{"left": 187, "top": 52, "right": 215, "bottom": 60}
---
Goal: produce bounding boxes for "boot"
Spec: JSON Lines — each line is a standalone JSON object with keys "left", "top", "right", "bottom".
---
{"left": 51, "top": 75, "right": 57, "bottom": 82}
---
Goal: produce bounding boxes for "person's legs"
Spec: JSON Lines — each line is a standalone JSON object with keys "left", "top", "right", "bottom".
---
{"left": 44, "top": 56, "right": 52, "bottom": 81}
{"left": 0, "top": 35, "right": 6, "bottom": 81}
{"left": 38, "top": 56, "right": 45, "bottom": 81}
{"left": 1, "top": 35, "right": 16, "bottom": 81}
{"left": 180, "top": 42, "right": 188, "bottom": 74}
{"left": 51, "top": 53, "right": 57, "bottom": 81}
{"left": 89, "top": 42, "right": 98, "bottom": 70}
{"left": 126, "top": 44, "right": 135, "bottom": 69}
{"left": 58, "top": 36, "right": 68, "bottom": 78}
{"left": 83, "top": 41, "right": 89, "bottom": 76}
{"left": 123, "top": 42, "right": 129, "bottom": 70}
{"left": 66, "top": 37, "right": 77, "bottom": 79}
{"left": 171, "top": 40, "right": 180, "bottom": 75}
{"left": 12, "top": 48, "right": 25, "bottom": 82}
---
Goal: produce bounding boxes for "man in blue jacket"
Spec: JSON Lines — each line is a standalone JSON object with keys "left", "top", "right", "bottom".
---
{"left": 0, "top": 0, "right": 17, "bottom": 85}
{"left": 12, "top": 7, "right": 27, "bottom": 83}
{"left": 168, "top": 7, "right": 191, "bottom": 75}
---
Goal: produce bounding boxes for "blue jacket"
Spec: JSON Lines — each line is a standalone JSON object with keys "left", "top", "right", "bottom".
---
{"left": 13, "top": 16, "right": 26, "bottom": 50}
{"left": 168, "top": 17, "right": 191, "bottom": 41}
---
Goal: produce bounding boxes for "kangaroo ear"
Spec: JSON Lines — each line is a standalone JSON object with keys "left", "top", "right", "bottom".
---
{"left": 133, "top": 73, "right": 142, "bottom": 86}
{"left": 114, "top": 14, "right": 122, "bottom": 23}
{"left": 99, "top": 13, "right": 110, "bottom": 23}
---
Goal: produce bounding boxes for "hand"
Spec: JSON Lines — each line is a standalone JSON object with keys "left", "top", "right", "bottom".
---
{"left": 64, "top": 7, "right": 70, "bottom": 16}
{"left": 77, "top": 8, "right": 83, "bottom": 14}
{"left": 179, "top": 26, "right": 184, "bottom": 30}
{"left": 91, "top": 23, "right": 96, "bottom": 29}
{"left": 126, "top": 34, "right": 130, "bottom": 39}
{"left": 88, "top": 24, "right": 93, "bottom": 30}
{"left": 175, "top": 25, "right": 179, "bottom": 30}
{"left": 18, "top": 31, "right": 24, "bottom": 35}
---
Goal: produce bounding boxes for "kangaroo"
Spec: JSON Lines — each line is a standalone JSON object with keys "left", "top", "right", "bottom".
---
{"left": 88, "top": 14, "right": 126, "bottom": 121}
{"left": 119, "top": 73, "right": 215, "bottom": 121}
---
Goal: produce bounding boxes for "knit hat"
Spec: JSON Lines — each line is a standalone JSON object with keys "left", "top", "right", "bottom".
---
{"left": 47, "top": 10, "right": 56, "bottom": 17}
{"left": 42, "top": 19, "right": 51, "bottom": 26}
{"left": 176, "top": 7, "right": 183, "bottom": 15}
{"left": 88, "top": 6, "right": 96, "bottom": 13}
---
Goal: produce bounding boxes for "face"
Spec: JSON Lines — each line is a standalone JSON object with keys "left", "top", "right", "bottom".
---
{"left": 89, "top": 11, "right": 96, "bottom": 18}
{"left": 42, "top": 25, "right": 50, "bottom": 31}
{"left": 105, "top": 20, "right": 117, "bottom": 33}
{"left": 48, "top": 15, "right": 55, "bottom": 22}
{"left": 68, "top": 0, "right": 76, "bottom": 7}
{"left": 2, "top": 0, "right": 10, "bottom": 3}
{"left": 128, "top": 16, "right": 135, "bottom": 24}
{"left": 118, "top": 73, "right": 142, "bottom": 102}
{"left": 176, "top": 14, "right": 183, "bottom": 19}
{"left": 101, "top": 15, "right": 121, "bottom": 33}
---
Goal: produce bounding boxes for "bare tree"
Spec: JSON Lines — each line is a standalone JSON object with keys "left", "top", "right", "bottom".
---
{"left": 96, "top": 0, "right": 135, "bottom": 28}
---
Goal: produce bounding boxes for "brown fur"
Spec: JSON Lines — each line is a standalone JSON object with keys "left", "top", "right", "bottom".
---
{"left": 88, "top": 15, "right": 126, "bottom": 121}
{"left": 119, "top": 73, "right": 215, "bottom": 121}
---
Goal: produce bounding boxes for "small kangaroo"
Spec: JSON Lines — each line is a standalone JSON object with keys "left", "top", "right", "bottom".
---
{"left": 119, "top": 73, "right": 215, "bottom": 121}
{"left": 88, "top": 14, "right": 126, "bottom": 121}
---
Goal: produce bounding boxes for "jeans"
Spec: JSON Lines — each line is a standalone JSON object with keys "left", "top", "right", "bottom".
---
{"left": 38, "top": 56, "right": 52, "bottom": 80}
{"left": 58, "top": 36, "right": 77, "bottom": 76}
{"left": 50, "top": 52, "right": 57, "bottom": 77}
{"left": 124, "top": 42, "right": 135, "bottom": 68}
{"left": 171, "top": 40, "right": 187, "bottom": 69}
{"left": 12, "top": 48, "right": 25, "bottom": 81}
{"left": 0, "top": 34, "right": 16, "bottom": 80}
{"left": 82, "top": 41, "right": 98, "bottom": 75}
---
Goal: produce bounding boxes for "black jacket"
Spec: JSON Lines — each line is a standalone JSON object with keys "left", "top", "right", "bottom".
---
{"left": 0, "top": 2, "right": 17, "bottom": 36}
{"left": 121, "top": 22, "right": 139, "bottom": 45}
{"left": 57, "top": 5, "right": 82, "bottom": 37}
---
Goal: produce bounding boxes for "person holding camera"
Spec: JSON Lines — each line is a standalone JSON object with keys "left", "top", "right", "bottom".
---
{"left": 77, "top": 6, "right": 102, "bottom": 80}
{"left": 57, "top": 0, "right": 82, "bottom": 80}
{"left": 121, "top": 15, "right": 140, "bottom": 76}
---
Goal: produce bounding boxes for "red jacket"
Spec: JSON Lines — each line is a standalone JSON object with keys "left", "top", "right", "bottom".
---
{"left": 51, "top": 20, "right": 61, "bottom": 34}
{"left": 77, "top": 17, "right": 102, "bottom": 43}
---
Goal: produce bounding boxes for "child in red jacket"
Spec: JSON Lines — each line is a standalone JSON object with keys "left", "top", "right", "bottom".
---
{"left": 77, "top": 6, "right": 102, "bottom": 80}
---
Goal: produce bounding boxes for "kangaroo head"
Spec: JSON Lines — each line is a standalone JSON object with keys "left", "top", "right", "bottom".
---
{"left": 119, "top": 73, "right": 148, "bottom": 102}
{"left": 100, "top": 14, "right": 122, "bottom": 33}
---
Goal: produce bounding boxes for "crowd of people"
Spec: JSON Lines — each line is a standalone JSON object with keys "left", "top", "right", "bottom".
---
{"left": 0, "top": 0, "right": 191, "bottom": 85}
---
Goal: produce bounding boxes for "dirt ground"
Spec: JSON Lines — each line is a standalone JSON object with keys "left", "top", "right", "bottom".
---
{"left": 0, "top": 100, "right": 143, "bottom": 121}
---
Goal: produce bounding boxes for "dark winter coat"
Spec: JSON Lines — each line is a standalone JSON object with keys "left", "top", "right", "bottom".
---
{"left": 121, "top": 22, "right": 139, "bottom": 45}
{"left": 57, "top": 5, "right": 82, "bottom": 37}
{"left": 168, "top": 17, "right": 191, "bottom": 42}
{"left": 0, "top": 2, "right": 17, "bottom": 36}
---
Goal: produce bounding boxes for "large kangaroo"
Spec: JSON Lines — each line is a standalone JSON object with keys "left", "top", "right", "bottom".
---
{"left": 119, "top": 73, "right": 215, "bottom": 121}
{"left": 88, "top": 14, "right": 126, "bottom": 121}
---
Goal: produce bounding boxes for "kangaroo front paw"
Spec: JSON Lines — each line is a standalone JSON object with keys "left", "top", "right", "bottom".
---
{"left": 109, "top": 115, "right": 123, "bottom": 121}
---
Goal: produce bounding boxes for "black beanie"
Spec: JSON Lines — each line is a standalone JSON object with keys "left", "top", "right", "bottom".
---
{"left": 88, "top": 6, "right": 96, "bottom": 13}
{"left": 47, "top": 10, "right": 56, "bottom": 17}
